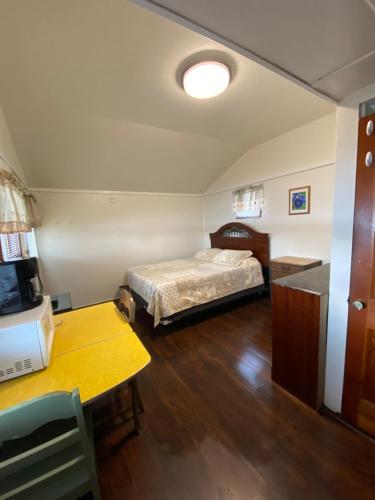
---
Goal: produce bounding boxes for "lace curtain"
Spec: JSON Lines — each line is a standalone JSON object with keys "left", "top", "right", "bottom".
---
{"left": 0, "top": 169, "right": 41, "bottom": 233}
{"left": 233, "top": 184, "right": 264, "bottom": 219}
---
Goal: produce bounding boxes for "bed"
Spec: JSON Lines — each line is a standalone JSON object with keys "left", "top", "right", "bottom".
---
{"left": 126, "top": 223, "right": 270, "bottom": 326}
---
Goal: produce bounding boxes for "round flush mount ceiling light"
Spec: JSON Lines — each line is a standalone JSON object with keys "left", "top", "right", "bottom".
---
{"left": 182, "top": 61, "right": 230, "bottom": 99}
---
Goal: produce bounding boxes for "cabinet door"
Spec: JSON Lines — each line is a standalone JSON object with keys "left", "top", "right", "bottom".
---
{"left": 272, "top": 284, "right": 321, "bottom": 408}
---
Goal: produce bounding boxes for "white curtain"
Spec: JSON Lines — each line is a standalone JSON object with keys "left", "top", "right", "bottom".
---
{"left": 233, "top": 184, "right": 264, "bottom": 219}
{"left": 0, "top": 169, "right": 41, "bottom": 233}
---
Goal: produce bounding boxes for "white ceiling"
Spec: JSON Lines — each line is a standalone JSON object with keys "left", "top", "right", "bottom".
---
{"left": 0, "top": 0, "right": 334, "bottom": 193}
{"left": 135, "top": 0, "right": 375, "bottom": 102}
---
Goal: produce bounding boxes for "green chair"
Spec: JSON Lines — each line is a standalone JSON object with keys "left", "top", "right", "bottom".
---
{"left": 0, "top": 389, "right": 101, "bottom": 500}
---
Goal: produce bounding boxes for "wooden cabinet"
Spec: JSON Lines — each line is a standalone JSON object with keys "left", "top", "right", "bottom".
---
{"left": 271, "top": 256, "right": 322, "bottom": 281}
{"left": 272, "top": 264, "right": 330, "bottom": 410}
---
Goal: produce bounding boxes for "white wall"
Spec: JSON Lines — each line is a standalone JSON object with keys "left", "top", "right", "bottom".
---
{"left": 34, "top": 190, "right": 203, "bottom": 308}
{"left": 325, "top": 82, "right": 375, "bottom": 412}
{"left": 203, "top": 114, "right": 336, "bottom": 262}
{"left": 204, "top": 165, "right": 335, "bottom": 260}
{"left": 32, "top": 114, "right": 337, "bottom": 311}
{"left": 207, "top": 113, "right": 336, "bottom": 194}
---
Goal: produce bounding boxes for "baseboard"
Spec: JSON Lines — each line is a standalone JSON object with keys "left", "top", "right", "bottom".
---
{"left": 320, "top": 405, "right": 375, "bottom": 443}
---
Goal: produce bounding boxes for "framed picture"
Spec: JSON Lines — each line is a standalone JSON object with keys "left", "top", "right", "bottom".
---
{"left": 289, "top": 186, "right": 310, "bottom": 215}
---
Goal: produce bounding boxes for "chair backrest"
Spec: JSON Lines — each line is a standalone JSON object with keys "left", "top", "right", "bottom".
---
{"left": 0, "top": 389, "right": 100, "bottom": 500}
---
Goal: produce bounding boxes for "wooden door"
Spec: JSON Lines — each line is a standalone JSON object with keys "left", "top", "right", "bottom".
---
{"left": 342, "top": 112, "right": 375, "bottom": 436}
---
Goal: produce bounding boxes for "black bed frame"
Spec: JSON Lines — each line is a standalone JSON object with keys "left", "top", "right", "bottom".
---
{"left": 129, "top": 222, "right": 270, "bottom": 325}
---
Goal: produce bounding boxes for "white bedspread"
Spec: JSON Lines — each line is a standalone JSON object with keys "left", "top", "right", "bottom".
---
{"left": 126, "top": 257, "right": 264, "bottom": 326}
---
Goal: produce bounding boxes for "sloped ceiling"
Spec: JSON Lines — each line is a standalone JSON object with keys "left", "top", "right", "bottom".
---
{"left": 134, "top": 0, "right": 375, "bottom": 103}
{"left": 0, "top": 0, "right": 334, "bottom": 193}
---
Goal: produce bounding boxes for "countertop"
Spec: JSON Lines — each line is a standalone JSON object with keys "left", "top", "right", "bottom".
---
{"left": 272, "top": 263, "right": 330, "bottom": 295}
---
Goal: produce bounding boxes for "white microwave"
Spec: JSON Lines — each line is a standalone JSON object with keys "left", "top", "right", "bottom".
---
{"left": 0, "top": 296, "right": 54, "bottom": 382}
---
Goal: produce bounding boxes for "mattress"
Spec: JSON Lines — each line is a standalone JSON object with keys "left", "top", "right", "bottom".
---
{"left": 126, "top": 257, "right": 264, "bottom": 326}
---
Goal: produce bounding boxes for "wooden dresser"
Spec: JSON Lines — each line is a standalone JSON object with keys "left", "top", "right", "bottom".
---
{"left": 272, "top": 264, "right": 330, "bottom": 410}
{"left": 271, "top": 256, "right": 322, "bottom": 281}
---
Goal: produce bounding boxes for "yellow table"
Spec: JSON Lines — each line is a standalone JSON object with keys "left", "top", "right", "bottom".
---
{"left": 0, "top": 302, "right": 151, "bottom": 410}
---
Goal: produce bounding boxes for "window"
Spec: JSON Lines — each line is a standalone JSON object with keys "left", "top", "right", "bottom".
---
{"left": 1, "top": 233, "right": 22, "bottom": 260}
{"left": 233, "top": 184, "right": 264, "bottom": 219}
{"left": 0, "top": 231, "right": 38, "bottom": 261}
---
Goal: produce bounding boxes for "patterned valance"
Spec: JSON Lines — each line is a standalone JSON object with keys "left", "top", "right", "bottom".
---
{"left": 0, "top": 169, "right": 40, "bottom": 234}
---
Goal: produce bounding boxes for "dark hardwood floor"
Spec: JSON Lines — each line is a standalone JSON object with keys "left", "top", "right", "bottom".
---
{"left": 94, "top": 298, "right": 375, "bottom": 500}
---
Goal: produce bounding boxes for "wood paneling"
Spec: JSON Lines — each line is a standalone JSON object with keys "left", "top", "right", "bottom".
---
{"left": 271, "top": 284, "right": 326, "bottom": 409}
{"left": 93, "top": 299, "right": 375, "bottom": 500}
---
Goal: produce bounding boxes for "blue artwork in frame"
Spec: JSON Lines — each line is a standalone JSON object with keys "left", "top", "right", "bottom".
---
{"left": 289, "top": 186, "right": 310, "bottom": 215}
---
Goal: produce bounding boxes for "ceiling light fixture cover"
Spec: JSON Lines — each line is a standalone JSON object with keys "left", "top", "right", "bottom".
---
{"left": 183, "top": 61, "right": 230, "bottom": 99}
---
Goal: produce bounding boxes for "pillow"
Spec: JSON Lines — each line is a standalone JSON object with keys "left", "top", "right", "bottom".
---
{"left": 212, "top": 249, "right": 253, "bottom": 267}
{"left": 193, "top": 248, "right": 222, "bottom": 262}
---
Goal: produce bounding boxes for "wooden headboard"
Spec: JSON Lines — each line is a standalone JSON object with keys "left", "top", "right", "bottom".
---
{"left": 209, "top": 222, "right": 270, "bottom": 268}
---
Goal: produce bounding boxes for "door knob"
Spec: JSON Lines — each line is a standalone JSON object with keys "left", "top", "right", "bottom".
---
{"left": 352, "top": 299, "right": 367, "bottom": 311}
